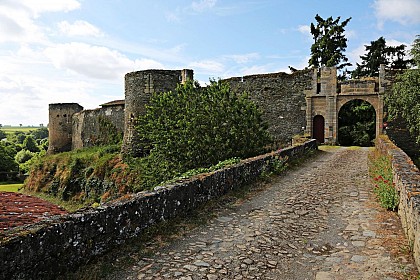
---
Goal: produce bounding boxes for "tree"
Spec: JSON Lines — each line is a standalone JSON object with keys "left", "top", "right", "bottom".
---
{"left": 410, "top": 35, "right": 420, "bottom": 67}
{"left": 386, "top": 69, "right": 420, "bottom": 144}
{"left": 338, "top": 100, "right": 376, "bottom": 146}
{"left": 136, "top": 80, "right": 272, "bottom": 187}
{"left": 0, "top": 130, "right": 6, "bottom": 140}
{"left": 309, "top": 14, "right": 352, "bottom": 71}
{"left": 23, "top": 135, "right": 40, "bottom": 153}
{"left": 352, "top": 37, "right": 412, "bottom": 78}
{"left": 0, "top": 143, "right": 18, "bottom": 172}
{"left": 31, "top": 127, "right": 49, "bottom": 140}
{"left": 15, "top": 150, "right": 34, "bottom": 164}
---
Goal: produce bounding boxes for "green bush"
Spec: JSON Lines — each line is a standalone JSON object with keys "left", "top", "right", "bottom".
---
{"left": 15, "top": 149, "right": 34, "bottom": 164}
{"left": 0, "top": 143, "right": 18, "bottom": 172}
{"left": 23, "top": 135, "right": 40, "bottom": 152}
{"left": 136, "top": 79, "right": 272, "bottom": 188}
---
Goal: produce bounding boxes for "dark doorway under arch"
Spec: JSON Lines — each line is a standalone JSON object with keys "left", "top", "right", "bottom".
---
{"left": 313, "top": 115, "right": 325, "bottom": 143}
{"left": 338, "top": 99, "right": 376, "bottom": 146}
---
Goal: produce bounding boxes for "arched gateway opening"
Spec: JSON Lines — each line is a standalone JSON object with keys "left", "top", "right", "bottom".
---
{"left": 313, "top": 115, "right": 325, "bottom": 143}
{"left": 338, "top": 99, "right": 376, "bottom": 146}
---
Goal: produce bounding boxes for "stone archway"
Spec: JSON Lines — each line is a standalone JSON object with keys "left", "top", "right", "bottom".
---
{"left": 313, "top": 115, "right": 325, "bottom": 143}
{"left": 337, "top": 99, "right": 376, "bottom": 146}
{"left": 305, "top": 66, "right": 385, "bottom": 145}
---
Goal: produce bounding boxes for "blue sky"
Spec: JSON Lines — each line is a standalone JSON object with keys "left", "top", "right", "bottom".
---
{"left": 0, "top": 0, "right": 419, "bottom": 126}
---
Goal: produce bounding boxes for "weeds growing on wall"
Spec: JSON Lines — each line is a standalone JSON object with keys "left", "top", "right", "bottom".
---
{"left": 24, "top": 144, "right": 136, "bottom": 208}
{"left": 23, "top": 145, "right": 246, "bottom": 208}
{"left": 368, "top": 149, "right": 399, "bottom": 211}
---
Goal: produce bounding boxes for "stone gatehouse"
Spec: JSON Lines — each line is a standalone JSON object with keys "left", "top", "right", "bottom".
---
{"left": 48, "top": 66, "right": 396, "bottom": 155}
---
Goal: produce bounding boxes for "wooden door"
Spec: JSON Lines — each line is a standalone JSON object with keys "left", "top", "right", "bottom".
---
{"left": 313, "top": 115, "right": 325, "bottom": 143}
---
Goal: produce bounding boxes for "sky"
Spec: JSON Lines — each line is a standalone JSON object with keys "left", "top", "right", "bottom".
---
{"left": 0, "top": 0, "right": 419, "bottom": 126}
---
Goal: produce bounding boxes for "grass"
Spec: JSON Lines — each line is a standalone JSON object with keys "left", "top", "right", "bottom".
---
{"left": 1, "top": 126, "right": 41, "bottom": 135}
{"left": 0, "top": 182, "right": 23, "bottom": 192}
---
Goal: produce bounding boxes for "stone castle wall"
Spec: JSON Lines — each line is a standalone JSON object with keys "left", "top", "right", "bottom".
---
{"left": 224, "top": 69, "right": 314, "bottom": 144}
{"left": 48, "top": 103, "right": 83, "bottom": 154}
{"left": 72, "top": 105, "right": 124, "bottom": 150}
{"left": 48, "top": 66, "right": 396, "bottom": 154}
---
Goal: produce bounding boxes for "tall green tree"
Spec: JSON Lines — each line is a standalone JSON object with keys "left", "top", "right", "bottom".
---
{"left": 385, "top": 35, "right": 420, "bottom": 144}
{"left": 338, "top": 100, "right": 376, "bottom": 146}
{"left": 352, "top": 37, "right": 412, "bottom": 78}
{"left": 386, "top": 69, "right": 420, "bottom": 144}
{"left": 23, "top": 135, "right": 40, "bottom": 153}
{"left": 31, "top": 127, "right": 49, "bottom": 140}
{"left": 0, "top": 143, "right": 18, "bottom": 172}
{"left": 308, "top": 14, "right": 352, "bottom": 70}
{"left": 410, "top": 35, "right": 420, "bottom": 67}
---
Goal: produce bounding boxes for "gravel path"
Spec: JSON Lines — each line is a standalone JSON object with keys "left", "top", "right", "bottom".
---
{"left": 104, "top": 147, "right": 418, "bottom": 280}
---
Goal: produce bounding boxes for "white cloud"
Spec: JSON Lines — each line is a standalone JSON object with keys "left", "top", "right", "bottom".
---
{"left": 0, "top": 47, "right": 103, "bottom": 125}
{"left": 189, "top": 60, "right": 224, "bottom": 73}
{"left": 348, "top": 44, "right": 367, "bottom": 66}
{"left": 191, "top": 0, "right": 217, "bottom": 12}
{"left": 166, "top": 0, "right": 217, "bottom": 22}
{"left": 0, "top": 8, "right": 44, "bottom": 43}
{"left": 297, "top": 25, "right": 312, "bottom": 42}
{"left": 165, "top": 11, "right": 181, "bottom": 23}
{"left": 298, "top": 25, "right": 311, "bottom": 35}
{"left": 373, "top": 0, "right": 420, "bottom": 27}
{"left": 386, "top": 38, "right": 410, "bottom": 47}
{"left": 348, "top": 38, "right": 411, "bottom": 68}
{"left": 239, "top": 65, "right": 271, "bottom": 76}
{"left": 0, "top": 0, "right": 81, "bottom": 43}
{"left": 44, "top": 42, "right": 164, "bottom": 80}
{"left": 58, "top": 20, "right": 103, "bottom": 37}
{"left": 20, "top": 0, "right": 81, "bottom": 17}
{"left": 345, "top": 29, "right": 357, "bottom": 39}
{"left": 225, "top": 53, "right": 260, "bottom": 64}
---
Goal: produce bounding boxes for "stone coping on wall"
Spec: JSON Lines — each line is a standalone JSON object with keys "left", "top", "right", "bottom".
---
{"left": 0, "top": 140, "right": 317, "bottom": 280}
{"left": 375, "top": 136, "right": 420, "bottom": 270}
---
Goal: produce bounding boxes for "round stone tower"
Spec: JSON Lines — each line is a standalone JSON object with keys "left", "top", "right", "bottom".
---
{"left": 48, "top": 103, "right": 83, "bottom": 154}
{"left": 121, "top": 69, "right": 193, "bottom": 157}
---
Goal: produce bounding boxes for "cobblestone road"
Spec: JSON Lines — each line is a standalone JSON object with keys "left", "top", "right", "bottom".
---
{"left": 105, "top": 147, "right": 418, "bottom": 280}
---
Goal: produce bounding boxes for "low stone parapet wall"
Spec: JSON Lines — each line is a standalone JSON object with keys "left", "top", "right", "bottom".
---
{"left": 376, "top": 136, "right": 420, "bottom": 269}
{"left": 0, "top": 140, "right": 317, "bottom": 280}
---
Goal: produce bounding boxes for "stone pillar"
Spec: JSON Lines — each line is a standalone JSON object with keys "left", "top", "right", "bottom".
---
{"left": 181, "top": 69, "right": 194, "bottom": 84}
{"left": 377, "top": 94, "right": 384, "bottom": 137}
{"left": 305, "top": 96, "right": 313, "bottom": 137}
{"left": 320, "top": 67, "right": 337, "bottom": 144}
{"left": 122, "top": 71, "right": 153, "bottom": 157}
{"left": 48, "top": 103, "right": 83, "bottom": 154}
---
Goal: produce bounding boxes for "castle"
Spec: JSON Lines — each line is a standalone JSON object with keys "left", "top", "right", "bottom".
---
{"left": 47, "top": 66, "right": 394, "bottom": 155}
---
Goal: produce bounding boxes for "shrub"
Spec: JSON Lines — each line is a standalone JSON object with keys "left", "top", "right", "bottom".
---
{"left": 136, "top": 79, "right": 272, "bottom": 187}
{"left": 368, "top": 149, "right": 399, "bottom": 211}
{"left": 15, "top": 149, "right": 34, "bottom": 164}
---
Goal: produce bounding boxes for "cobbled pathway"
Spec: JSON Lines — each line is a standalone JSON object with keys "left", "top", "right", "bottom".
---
{"left": 106, "top": 147, "right": 418, "bottom": 280}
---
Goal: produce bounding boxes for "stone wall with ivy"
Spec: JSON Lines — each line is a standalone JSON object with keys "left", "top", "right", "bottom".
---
{"left": 72, "top": 105, "right": 124, "bottom": 149}
{"left": 375, "top": 136, "right": 420, "bottom": 270}
{"left": 0, "top": 140, "right": 317, "bottom": 279}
